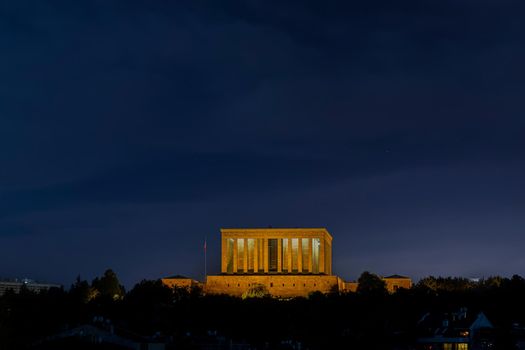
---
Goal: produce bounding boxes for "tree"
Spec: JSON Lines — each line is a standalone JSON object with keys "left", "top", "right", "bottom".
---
{"left": 480, "top": 276, "right": 505, "bottom": 289}
{"left": 91, "top": 269, "right": 125, "bottom": 300}
{"left": 69, "top": 275, "right": 91, "bottom": 303}
{"left": 126, "top": 279, "right": 174, "bottom": 305}
{"left": 416, "top": 276, "right": 474, "bottom": 292}
{"left": 356, "top": 271, "right": 387, "bottom": 296}
{"left": 242, "top": 284, "right": 270, "bottom": 299}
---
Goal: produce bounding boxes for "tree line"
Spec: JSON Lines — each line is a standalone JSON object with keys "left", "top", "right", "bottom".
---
{"left": 2, "top": 270, "right": 525, "bottom": 349}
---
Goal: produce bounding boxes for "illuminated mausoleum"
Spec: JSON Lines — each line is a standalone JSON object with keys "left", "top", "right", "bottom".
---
{"left": 162, "top": 227, "right": 412, "bottom": 298}
{"left": 220, "top": 228, "right": 332, "bottom": 275}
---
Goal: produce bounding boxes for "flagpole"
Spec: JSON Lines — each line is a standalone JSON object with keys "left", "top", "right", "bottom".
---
{"left": 204, "top": 237, "right": 207, "bottom": 282}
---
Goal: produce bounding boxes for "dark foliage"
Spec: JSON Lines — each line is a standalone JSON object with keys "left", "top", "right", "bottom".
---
{"left": 356, "top": 271, "right": 387, "bottom": 296}
{"left": 2, "top": 271, "right": 525, "bottom": 349}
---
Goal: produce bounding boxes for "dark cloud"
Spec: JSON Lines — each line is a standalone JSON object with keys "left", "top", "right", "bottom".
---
{"left": 1, "top": 1, "right": 524, "bottom": 286}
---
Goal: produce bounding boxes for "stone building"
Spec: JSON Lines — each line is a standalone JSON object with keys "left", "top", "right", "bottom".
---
{"left": 205, "top": 228, "right": 341, "bottom": 297}
{"left": 220, "top": 228, "right": 332, "bottom": 275}
{"left": 161, "top": 275, "right": 202, "bottom": 290}
{"left": 383, "top": 274, "right": 412, "bottom": 292}
{"left": 163, "top": 227, "right": 412, "bottom": 298}
{"left": 343, "top": 275, "right": 413, "bottom": 293}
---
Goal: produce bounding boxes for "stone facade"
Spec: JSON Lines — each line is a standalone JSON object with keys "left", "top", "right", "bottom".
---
{"left": 383, "top": 275, "right": 412, "bottom": 292}
{"left": 162, "top": 227, "right": 413, "bottom": 298}
{"left": 161, "top": 276, "right": 201, "bottom": 290}
{"left": 344, "top": 281, "right": 359, "bottom": 293}
{"left": 342, "top": 276, "right": 413, "bottom": 294}
{"left": 206, "top": 275, "right": 344, "bottom": 298}
{"left": 203, "top": 228, "right": 337, "bottom": 297}
{"left": 220, "top": 228, "right": 332, "bottom": 275}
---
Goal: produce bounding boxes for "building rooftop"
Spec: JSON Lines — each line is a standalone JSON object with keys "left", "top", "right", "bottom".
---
{"left": 220, "top": 227, "right": 333, "bottom": 240}
{"left": 383, "top": 274, "right": 410, "bottom": 279}
{"left": 163, "top": 275, "right": 191, "bottom": 279}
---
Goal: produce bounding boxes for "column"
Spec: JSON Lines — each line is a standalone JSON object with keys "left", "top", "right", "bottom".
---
{"left": 319, "top": 238, "right": 325, "bottom": 274}
{"left": 327, "top": 241, "right": 332, "bottom": 275}
{"left": 233, "top": 238, "right": 238, "bottom": 273}
{"left": 259, "top": 239, "right": 264, "bottom": 272}
{"left": 307, "top": 238, "right": 313, "bottom": 273}
{"left": 297, "top": 237, "right": 303, "bottom": 273}
{"left": 253, "top": 238, "right": 258, "bottom": 272}
{"left": 277, "top": 238, "right": 282, "bottom": 273}
{"left": 243, "top": 238, "right": 248, "bottom": 273}
{"left": 263, "top": 238, "right": 269, "bottom": 273}
{"left": 221, "top": 238, "right": 227, "bottom": 273}
{"left": 287, "top": 238, "right": 292, "bottom": 274}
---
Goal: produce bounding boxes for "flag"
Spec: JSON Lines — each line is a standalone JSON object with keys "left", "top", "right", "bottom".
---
{"left": 204, "top": 238, "right": 207, "bottom": 279}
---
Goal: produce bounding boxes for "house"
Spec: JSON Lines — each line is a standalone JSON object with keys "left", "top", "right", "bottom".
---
{"left": 33, "top": 317, "right": 167, "bottom": 350}
{"left": 416, "top": 307, "right": 494, "bottom": 350}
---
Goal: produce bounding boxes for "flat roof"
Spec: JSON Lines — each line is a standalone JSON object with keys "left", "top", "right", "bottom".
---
{"left": 221, "top": 227, "right": 332, "bottom": 240}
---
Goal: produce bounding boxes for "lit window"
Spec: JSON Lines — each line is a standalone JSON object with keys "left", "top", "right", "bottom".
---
{"left": 457, "top": 344, "right": 468, "bottom": 350}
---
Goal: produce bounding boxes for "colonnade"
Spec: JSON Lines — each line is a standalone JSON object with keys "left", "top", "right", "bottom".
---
{"left": 221, "top": 236, "right": 331, "bottom": 275}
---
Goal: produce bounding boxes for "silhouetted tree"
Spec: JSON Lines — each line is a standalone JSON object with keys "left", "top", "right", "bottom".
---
{"left": 126, "top": 279, "right": 174, "bottom": 305}
{"left": 5, "top": 272, "right": 525, "bottom": 349}
{"left": 416, "top": 276, "right": 474, "bottom": 292}
{"left": 123, "top": 279, "right": 175, "bottom": 334}
{"left": 480, "top": 276, "right": 505, "bottom": 289}
{"left": 91, "top": 269, "right": 125, "bottom": 300}
{"left": 356, "top": 271, "right": 387, "bottom": 295}
{"left": 69, "top": 275, "right": 91, "bottom": 303}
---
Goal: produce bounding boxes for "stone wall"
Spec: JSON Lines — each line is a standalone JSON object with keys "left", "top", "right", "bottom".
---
{"left": 343, "top": 281, "right": 358, "bottom": 292}
{"left": 384, "top": 277, "right": 412, "bottom": 292}
{"left": 205, "top": 275, "right": 343, "bottom": 298}
{"left": 163, "top": 275, "right": 413, "bottom": 297}
{"left": 161, "top": 278, "right": 201, "bottom": 290}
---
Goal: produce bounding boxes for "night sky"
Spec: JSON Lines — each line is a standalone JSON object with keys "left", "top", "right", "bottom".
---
{"left": 1, "top": 1, "right": 525, "bottom": 287}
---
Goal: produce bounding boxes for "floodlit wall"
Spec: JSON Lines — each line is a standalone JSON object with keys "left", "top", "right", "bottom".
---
{"left": 383, "top": 278, "right": 412, "bottom": 292}
{"left": 161, "top": 278, "right": 201, "bottom": 290}
{"left": 206, "top": 275, "right": 343, "bottom": 298}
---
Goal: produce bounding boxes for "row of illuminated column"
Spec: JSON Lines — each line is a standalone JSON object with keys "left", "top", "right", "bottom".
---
{"left": 222, "top": 237, "right": 330, "bottom": 275}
